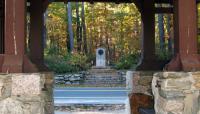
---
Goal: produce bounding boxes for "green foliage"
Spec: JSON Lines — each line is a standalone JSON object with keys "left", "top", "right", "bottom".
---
{"left": 46, "top": 3, "right": 141, "bottom": 63}
{"left": 45, "top": 52, "right": 90, "bottom": 73}
{"left": 115, "top": 53, "right": 139, "bottom": 70}
{"left": 156, "top": 49, "right": 172, "bottom": 61}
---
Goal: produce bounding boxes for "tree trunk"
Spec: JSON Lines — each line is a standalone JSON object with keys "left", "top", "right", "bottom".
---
{"left": 81, "top": 2, "right": 88, "bottom": 54}
{"left": 43, "top": 12, "right": 47, "bottom": 49}
{"left": 67, "top": 2, "right": 74, "bottom": 53}
{"left": 76, "top": 2, "right": 82, "bottom": 52}
{"left": 158, "top": 14, "right": 165, "bottom": 51}
{"left": 104, "top": 3, "right": 110, "bottom": 64}
{"left": 167, "top": 15, "right": 173, "bottom": 54}
{"left": 89, "top": 4, "right": 94, "bottom": 54}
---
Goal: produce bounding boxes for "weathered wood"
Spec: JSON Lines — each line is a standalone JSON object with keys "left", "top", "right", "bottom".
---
{"left": 129, "top": 93, "right": 154, "bottom": 114}
{"left": 2, "top": 0, "right": 25, "bottom": 72}
{"left": 136, "top": 0, "right": 160, "bottom": 70}
{"left": 155, "top": 7, "right": 173, "bottom": 14}
{"left": 29, "top": 0, "right": 49, "bottom": 71}
{"left": 53, "top": 0, "right": 173, "bottom": 4}
{"left": 2, "top": 0, "right": 37, "bottom": 73}
{"left": 0, "top": 0, "right": 4, "bottom": 54}
{"left": 54, "top": 0, "right": 133, "bottom": 3}
{"left": 165, "top": 0, "right": 200, "bottom": 71}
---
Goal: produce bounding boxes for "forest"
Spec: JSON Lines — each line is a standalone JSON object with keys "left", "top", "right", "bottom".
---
{"left": 42, "top": 2, "right": 176, "bottom": 73}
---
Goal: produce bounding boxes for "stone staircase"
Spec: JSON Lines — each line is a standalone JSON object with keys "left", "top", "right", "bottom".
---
{"left": 54, "top": 87, "right": 129, "bottom": 114}
{"left": 83, "top": 68, "right": 126, "bottom": 87}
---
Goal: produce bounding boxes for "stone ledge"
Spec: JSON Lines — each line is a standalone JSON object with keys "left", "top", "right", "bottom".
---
{"left": 153, "top": 72, "right": 200, "bottom": 114}
{"left": 128, "top": 71, "right": 154, "bottom": 95}
{"left": 0, "top": 72, "right": 54, "bottom": 114}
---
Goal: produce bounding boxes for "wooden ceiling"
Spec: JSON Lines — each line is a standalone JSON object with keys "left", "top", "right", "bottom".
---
{"left": 53, "top": 0, "right": 173, "bottom": 4}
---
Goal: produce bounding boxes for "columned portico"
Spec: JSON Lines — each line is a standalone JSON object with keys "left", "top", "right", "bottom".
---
{"left": 0, "top": 0, "right": 200, "bottom": 114}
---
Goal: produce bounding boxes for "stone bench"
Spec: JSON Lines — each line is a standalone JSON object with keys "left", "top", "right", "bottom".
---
{"left": 139, "top": 108, "right": 155, "bottom": 114}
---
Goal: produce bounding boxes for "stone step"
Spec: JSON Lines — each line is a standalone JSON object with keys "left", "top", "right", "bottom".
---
{"left": 88, "top": 69, "right": 117, "bottom": 74}
{"left": 85, "top": 77, "right": 124, "bottom": 80}
{"left": 83, "top": 81, "right": 124, "bottom": 84}
{"left": 139, "top": 108, "right": 155, "bottom": 114}
{"left": 55, "top": 104, "right": 125, "bottom": 112}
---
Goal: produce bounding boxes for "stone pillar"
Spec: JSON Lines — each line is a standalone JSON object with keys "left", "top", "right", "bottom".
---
{"left": 128, "top": 71, "right": 154, "bottom": 114}
{"left": 29, "top": 0, "right": 48, "bottom": 71}
{"left": 0, "top": 73, "right": 54, "bottom": 114}
{"left": 136, "top": 0, "right": 161, "bottom": 71}
{"left": 165, "top": 0, "right": 200, "bottom": 71}
{"left": 152, "top": 72, "right": 200, "bottom": 114}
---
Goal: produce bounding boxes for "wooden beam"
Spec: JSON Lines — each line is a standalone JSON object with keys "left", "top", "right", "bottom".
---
{"left": 134, "top": 0, "right": 142, "bottom": 12}
{"left": 155, "top": 0, "right": 173, "bottom": 4}
{"left": 53, "top": 0, "right": 134, "bottom": 3}
{"left": 53, "top": 0, "right": 174, "bottom": 4}
{"left": 155, "top": 7, "right": 173, "bottom": 14}
{"left": 136, "top": 0, "right": 162, "bottom": 71}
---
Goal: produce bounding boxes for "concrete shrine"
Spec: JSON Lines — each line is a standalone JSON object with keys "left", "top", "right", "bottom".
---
{"left": 0, "top": 0, "right": 200, "bottom": 114}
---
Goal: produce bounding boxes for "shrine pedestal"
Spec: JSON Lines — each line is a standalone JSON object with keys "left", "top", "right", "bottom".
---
{"left": 0, "top": 72, "right": 54, "bottom": 114}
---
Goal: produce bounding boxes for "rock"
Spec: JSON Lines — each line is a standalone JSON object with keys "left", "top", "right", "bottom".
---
{"left": 65, "top": 82, "right": 71, "bottom": 85}
{"left": 74, "top": 74, "right": 81, "bottom": 77}
{"left": 0, "top": 98, "right": 30, "bottom": 114}
{"left": 12, "top": 74, "right": 41, "bottom": 96}
{"left": 64, "top": 74, "right": 71, "bottom": 79}
{"left": 55, "top": 76, "right": 64, "bottom": 80}
{"left": 153, "top": 72, "right": 200, "bottom": 114}
{"left": 55, "top": 80, "right": 65, "bottom": 84}
{"left": 72, "top": 82, "right": 80, "bottom": 85}
{"left": 69, "top": 76, "right": 81, "bottom": 81}
{"left": 138, "top": 77, "right": 152, "bottom": 86}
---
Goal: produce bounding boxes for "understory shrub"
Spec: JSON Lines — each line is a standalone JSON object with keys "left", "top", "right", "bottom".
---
{"left": 115, "top": 53, "right": 139, "bottom": 70}
{"left": 45, "top": 53, "right": 90, "bottom": 73}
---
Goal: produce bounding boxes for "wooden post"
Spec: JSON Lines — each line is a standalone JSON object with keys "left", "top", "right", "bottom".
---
{"left": 2, "top": 0, "right": 26, "bottom": 72}
{"left": 136, "top": 0, "right": 161, "bottom": 70}
{"left": 165, "top": 0, "right": 200, "bottom": 71}
{"left": 29, "top": 0, "right": 48, "bottom": 71}
{"left": 2, "top": 0, "right": 37, "bottom": 73}
{"left": 0, "top": 0, "right": 4, "bottom": 54}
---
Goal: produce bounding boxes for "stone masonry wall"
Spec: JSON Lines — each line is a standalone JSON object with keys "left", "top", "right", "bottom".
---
{"left": 127, "top": 71, "right": 154, "bottom": 95}
{"left": 152, "top": 72, "right": 200, "bottom": 114}
{"left": 0, "top": 72, "right": 54, "bottom": 114}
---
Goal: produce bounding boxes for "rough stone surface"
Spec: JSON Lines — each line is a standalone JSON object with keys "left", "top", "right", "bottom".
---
{"left": 130, "top": 71, "right": 154, "bottom": 95}
{"left": 0, "top": 80, "right": 3, "bottom": 97}
{"left": 0, "top": 73, "right": 54, "bottom": 114}
{"left": 152, "top": 72, "right": 200, "bottom": 114}
{"left": 12, "top": 74, "right": 41, "bottom": 95}
{"left": 55, "top": 70, "right": 126, "bottom": 87}
{"left": 0, "top": 98, "right": 30, "bottom": 114}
